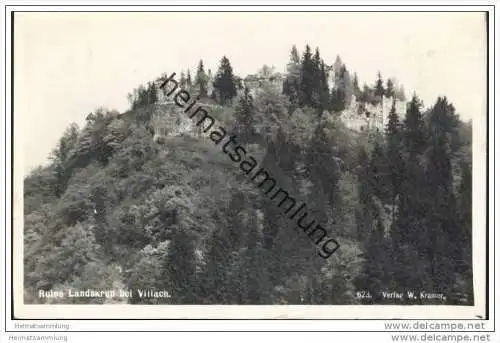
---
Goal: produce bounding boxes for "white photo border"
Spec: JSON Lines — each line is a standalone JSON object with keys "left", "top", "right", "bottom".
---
{"left": 2, "top": 2, "right": 496, "bottom": 332}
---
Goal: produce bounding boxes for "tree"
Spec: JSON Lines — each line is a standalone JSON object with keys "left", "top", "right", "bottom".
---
{"left": 333, "top": 56, "right": 353, "bottom": 103}
{"left": 306, "top": 119, "right": 342, "bottom": 226}
{"left": 321, "top": 240, "right": 364, "bottom": 304}
{"left": 213, "top": 56, "right": 237, "bottom": 105}
{"left": 395, "top": 84, "right": 406, "bottom": 101}
{"left": 342, "top": 66, "right": 354, "bottom": 106}
{"left": 370, "top": 139, "right": 390, "bottom": 203}
{"left": 385, "top": 100, "right": 405, "bottom": 219}
{"left": 202, "top": 226, "right": 234, "bottom": 303}
{"left": 24, "top": 167, "right": 58, "bottom": 214}
{"left": 333, "top": 55, "right": 343, "bottom": 82}
{"left": 288, "top": 45, "right": 301, "bottom": 74}
{"left": 127, "top": 244, "right": 164, "bottom": 304}
{"left": 403, "top": 95, "right": 426, "bottom": 157}
{"left": 330, "top": 86, "right": 345, "bottom": 112}
{"left": 224, "top": 192, "right": 246, "bottom": 251}
{"left": 67, "top": 108, "right": 120, "bottom": 170}
{"left": 49, "top": 123, "right": 79, "bottom": 197}
{"left": 318, "top": 61, "right": 330, "bottom": 113}
{"left": 331, "top": 65, "right": 350, "bottom": 112}
{"left": 354, "top": 147, "right": 372, "bottom": 243}
{"left": 186, "top": 70, "right": 192, "bottom": 88}
{"left": 359, "top": 84, "right": 373, "bottom": 104}
{"left": 24, "top": 43, "right": 475, "bottom": 307}
{"left": 195, "top": 60, "right": 209, "bottom": 98}
{"left": 386, "top": 78, "right": 395, "bottom": 98}
{"left": 299, "top": 45, "right": 315, "bottom": 108}
{"left": 148, "top": 82, "right": 158, "bottom": 104}
{"left": 391, "top": 94, "right": 429, "bottom": 293}
{"left": 353, "top": 73, "right": 362, "bottom": 99}
{"left": 356, "top": 205, "right": 389, "bottom": 304}
{"left": 179, "top": 71, "right": 187, "bottom": 88}
{"left": 457, "top": 162, "right": 473, "bottom": 304}
{"left": 161, "top": 228, "right": 198, "bottom": 303}
{"left": 240, "top": 211, "right": 270, "bottom": 304}
{"left": 36, "top": 222, "right": 100, "bottom": 291}
{"left": 234, "top": 86, "right": 256, "bottom": 143}
{"left": 311, "top": 48, "right": 323, "bottom": 109}
{"left": 424, "top": 97, "right": 461, "bottom": 300}
{"left": 283, "top": 45, "right": 301, "bottom": 111}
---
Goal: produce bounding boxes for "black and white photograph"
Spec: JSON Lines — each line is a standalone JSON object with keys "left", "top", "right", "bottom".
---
{"left": 10, "top": 10, "right": 490, "bottom": 321}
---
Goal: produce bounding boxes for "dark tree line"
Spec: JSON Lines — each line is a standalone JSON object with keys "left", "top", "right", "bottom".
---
{"left": 354, "top": 96, "right": 473, "bottom": 304}
{"left": 282, "top": 45, "right": 407, "bottom": 115}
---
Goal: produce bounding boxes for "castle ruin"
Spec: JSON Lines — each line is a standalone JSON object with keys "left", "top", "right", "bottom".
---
{"left": 151, "top": 71, "right": 404, "bottom": 143}
{"left": 340, "top": 95, "right": 407, "bottom": 132}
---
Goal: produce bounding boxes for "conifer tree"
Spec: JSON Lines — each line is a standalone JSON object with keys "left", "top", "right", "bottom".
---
{"left": 354, "top": 147, "right": 372, "bottom": 243}
{"left": 370, "top": 139, "right": 390, "bottom": 203}
{"left": 359, "top": 84, "right": 374, "bottom": 104}
{"left": 186, "top": 70, "right": 192, "bottom": 88}
{"left": 50, "top": 123, "right": 79, "bottom": 197}
{"left": 331, "top": 65, "right": 349, "bottom": 112}
{"left": 161, "top": 228, "right": 198, "bottom": 303}
{"left": 392, "top": 94, "right": 428, "bottom": 293}
{"left": 385, "top": 78, "right": 395, "bottom": 98}
{"left": 213, "top": 56, "right": 237, "bottom": 105}
{"left": 357, "top": 210, "right": 389, "bottom": 303}
{"left": 283, "top": 45, "right": 301, "bottom": 110}
{"left": 202, "top": 226, "right": 234, "bottom": 303}
{"left": 404, "top": 95, "right": 427, "bottom": 157}
{"left": 458, "top": 162, "right": 473, "bottom": 304}
{"left": 342, "top": 67, "right": 354, "bottom": 106}
{"left": 353, "top": 73, "right": 362, "bottom": 99}
{"left": 306, "top": 121, "right": 342, "bottom": 226}
{"left": 234, "top": 86, "right": 256, "bottom": 143}
{"left": 225, "top": 192, "right": 246, "bottom": 251}
{"left": 179, "top": 71, "right": 187, "bottom": 88}
{"left": 241, "top": 213, "right": 270, "bottom": 304}
{"left": 333, "top": 55, "right": 343, "bottom": 82}
{"left": 319, "top": 61, "right": 330, "bottom": 113}
{"left": 195, "top": 60, "right": 208, "bottom": 98}
{"left": 330, "top": 87, "right": 345, "bottom": 112}
{"left": 385, "top": 100, "right": 405, "bottom": 219}
{"left": 425, "top": 97, "right": 460, "bottom": 298}
{"left": 311, "top": 48, "right": 323, "bottom": 109}
{"left": 374, "top": 71, "right": 385, "bottom": 99}
{"left": 299, "top": 45, "right": 315, "bottom": 108}
{"left": 355, "top": 146, "right": 390, "bottom": 303}
{"left": 259, "top": 137, "right": 289, "bottom": 252}
{"left": 395, "top": 84, "right": 406, "bottom": 101}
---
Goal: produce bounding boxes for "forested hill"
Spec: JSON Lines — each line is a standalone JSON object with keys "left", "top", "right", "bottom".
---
{"left": 24, "top": 44, "right": 473, "bottom": 305}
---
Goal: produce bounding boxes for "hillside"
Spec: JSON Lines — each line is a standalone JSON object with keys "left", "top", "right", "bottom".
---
{"left": 23, "top": 46, "right": 473, "bottom": 305}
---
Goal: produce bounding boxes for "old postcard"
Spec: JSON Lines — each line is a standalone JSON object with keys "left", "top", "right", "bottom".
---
{"left": 11, "top": 10, "right": 489, "bottom": 320}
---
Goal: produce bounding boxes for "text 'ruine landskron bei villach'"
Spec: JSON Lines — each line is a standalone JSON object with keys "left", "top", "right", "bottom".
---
{"left": 158, "top": 73, "right": 340, "bottom": 259}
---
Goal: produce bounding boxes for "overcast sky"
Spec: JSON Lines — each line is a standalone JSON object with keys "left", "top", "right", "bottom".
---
{"left": 15, "top": 12, "right": 486, "bottom": 175}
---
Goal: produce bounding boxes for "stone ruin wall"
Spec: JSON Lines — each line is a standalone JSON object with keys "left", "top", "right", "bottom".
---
{"left": 153, "top": 73, "right": 407, "bottom": 142}
{"left": 341, "top": 95, "right": 406, "bottom": 132}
